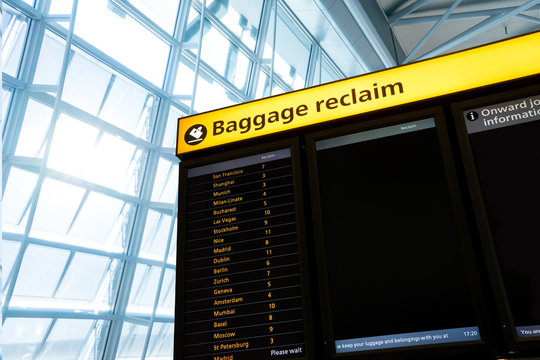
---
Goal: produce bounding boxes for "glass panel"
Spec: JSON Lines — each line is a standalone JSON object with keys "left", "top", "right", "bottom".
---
{"left": 2, "top": 318, "right": 52, "bottom": 359}
{"left": 156, "top": 268, "right": 175, "bottom": 317}
{"left": 163, "top": 105, "right": 185, "bottom": 148}
{"left": 177, "top": 8, "right": 200, "bottom": 107}
{"left": 2, "top": 6, "right": 29, "bottom": 77}
{"left": 14, "top": 98, "right": 54, "bottom": 158}
{"left": 83, "top": 132, "right": 146, "bottom": 195}
{"left": 2, "top": 167, "right": 38, "bottom": 234}
{"left": 35, "top": 319, "right": 97, "bottom": 360}
{"left": 200, "top": 22, "right": 251, "bottom": 91}
{"left": 320, "top": 67, "right": 334, "bottom": 85}
{"left": 47, "top": 113, "right": 147, "bottom": 195}
{"left": 49, "top": 0, "right": 74, "bottom": 14}
{"left": 264, "top": 8, "right": 310, "bottom": 89}
{"left": 69, "top": 192, "right": 131, "bottom": 251}
{"left": 321, "top": 57, "right": 340, "bottom": 84}
{"left": 34, "top": 30, "right": 66, "bottom": 85}
{"left": 73, "top": 0, "right": 170, "bottom": 86}
{"left": 129, "top": 0, "right": 181, "bottom": 34}
{"left": 99, "top": 75, "right": 156, "bottom": 140}
{"left": 193, "top": 74, "right": 240, "bottom": 112}
{"left": 55, "top": 253, "right": 110, "bottom": 300}
{"left": 31, "top": 178, "right": 85, "bottom": 239}
{"left": 167, "top": 218, "right": 177, "bottom": 265}
{"left": 255, "top": 70, "right": 286, "bottom": 99}
{"left": 62, "top": 50, "right": 112, "bottom": 116}
{"left": 256, "top": 70, "right": 270, "bottom": 98}
{"left": 2, "top": 84, "right": 13, "bottom": 130}
{"left": 47, "top": 113, "right": 101, "bottom": 176}
{"left": 140, "top": 209, "right": 172, "bottom": 260}
{"left": 173, "top": 55, "right": 195, "bottom": 104}
{"left": 82, "top": 320, "right": 109, "bottom": 360}
{"left": 12, "top": 244, "right": 70, "bottom": 298}
{"left": 117, "top": 322, "right": 149, "bottom": 359}
{"left": 11, "top": 248, "right": 120, "bottom": 312}
{"left": 272, "top": 82, "right": 286, "bottom": 96}
{"left": 127, "top": 264, "right": 162, "bottom": 315}
{"left": 62, "top": 47, "right": 156, "bottom": 139}
{"left": 1, "top": 240, "right": 21, "bottom": 290}
{"left": 31, "top": 180, "right": 133, "bottom": 251}
{"left": 147, "top": 322, "right": 174, "bottom": 359}
{"left": 151, "top": 157, "right": 179, "bottom": 204}
{"left": 206, "top": 0, "right": 263, "bottom": 50}
{"left": 182, "top": 6, "right": 252, "bottom": 91}
{"left": 183, "top": 6, "right": 202, "bottom": 43}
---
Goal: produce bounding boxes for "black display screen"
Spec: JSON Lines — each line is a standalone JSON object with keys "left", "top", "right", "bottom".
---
{"left": 312, "top": 118, "right": 481, "bottom": 354}
{"left": 464, "top": 94, "right": 540, "bottom": 339}
{"left": 182, "top": 148, "right": 308, "bottom": 359}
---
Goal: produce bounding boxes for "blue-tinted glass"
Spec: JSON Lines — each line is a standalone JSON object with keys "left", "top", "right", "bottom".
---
{"left": 264, "top": 7, "right": 310, "bottom": 89}
{"left": 1, "top": 240, "right": 21, "bottom": 290}
{"left": 12, "top": 245, "right": 70, "bottom": 298}
{"left": 33, "top": 30, "right": 66, "bottom": 85}
{"left": 129, "top": 0, "right": 181, "bottom": 34}
{"left": 194, "top": 74, "right": 241, "bottom": 112}
{"left": 2, "top": 167, "right": 39, "bottom": 234}
{"left": 2, "top": 6, "right": 29, "bottom": 77}
{"left": 140, "top": 209, "right": 172, "bottom": 260}
{"left": 156, "top": 268, "right": 175, "bottom": 316}
{"left": 3, "top": 318, "right": 53, "bottom": 359}
{"left": 163, "top": 105, "right": 185, "bottom": 148}
{"left": 35, "top": 319, "right": 102, "bottom": 360}
{"left": 200, "top": 22, "right": 251, "bottom": 91}
{"left": 61, "top": 47, "right": 157, "bottom": 140}
{"left": 14, "top": 98, "right": 54, "bottom": 158}
{"left": 2, "top": 84, "right": 13, "bottom": 129}
{"left": 73, "top": 0, "right": 170, "bottom": 86}
{"left": 151, "top": 157, "right": 179, "bottom": 204}
{"left": 117, "top": 322, "right": 149, "bottom": 359}
{"left": 147, "top": 322, "right": 174, "bottom": 358}
{"left": 206, "top": 0, "right": 263, "bottom": 50}
{"left": 49, "top": 0, "right": 74, "bottom": 14}
{"left": 127, "top": 264, "right": 162, "bottom": 314}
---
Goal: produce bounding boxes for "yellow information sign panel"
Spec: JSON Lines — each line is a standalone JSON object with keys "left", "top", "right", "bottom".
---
{"left": 177, "top": 31, "right": 540, "bottom": 156}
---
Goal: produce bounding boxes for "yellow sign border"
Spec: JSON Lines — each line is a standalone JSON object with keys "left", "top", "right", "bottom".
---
{"left": 177, "top": 31, "right": 540, "bottom": 156}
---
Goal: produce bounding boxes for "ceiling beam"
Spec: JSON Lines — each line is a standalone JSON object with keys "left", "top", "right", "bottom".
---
{"left": 417, "top": 0, "right": 540, "bottom": 60}
{"left": 392, "top": 4, "right": 540, "bottom": 25}
{"left": 403, "top": 0, "right": 463, "bottom": 64}
{"left": 306, "top": 0, "right": 374, "bottom": 74}
{"left": 517, "top": 13, "right": 540, "bottom": 24}
{"left": 343, "top": 0, "right": 398, "bottom": 68}
{"left": 388, "top": 0, "right": 429, "bottom": 23}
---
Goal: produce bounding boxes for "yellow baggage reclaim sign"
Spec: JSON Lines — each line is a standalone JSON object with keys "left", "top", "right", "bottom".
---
{"left": 177, "top": 31, "right": 540, "bottom": 156}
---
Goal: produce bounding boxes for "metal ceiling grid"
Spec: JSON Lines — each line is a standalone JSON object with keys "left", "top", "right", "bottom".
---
{"left": 377, "top": 0, "right": 540, "bottom": 64}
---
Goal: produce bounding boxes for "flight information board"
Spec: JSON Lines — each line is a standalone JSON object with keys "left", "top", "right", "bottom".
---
{"left": 181, "top": 147, "right": 309, "bottom": 360}
{"left": 308, "top": 116, "right": 483, "bottom": 356}
{"left": 461, "top": 93, "right": 540, "bottom": 340}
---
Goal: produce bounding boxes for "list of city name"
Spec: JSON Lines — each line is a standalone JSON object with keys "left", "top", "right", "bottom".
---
{"left": 183, "top": 149, "right": 306, "bottom": 359}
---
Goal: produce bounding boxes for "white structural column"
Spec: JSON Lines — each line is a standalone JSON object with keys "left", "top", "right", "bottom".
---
{"left": 343, "top": 0, "right": 397, "bottom": 68}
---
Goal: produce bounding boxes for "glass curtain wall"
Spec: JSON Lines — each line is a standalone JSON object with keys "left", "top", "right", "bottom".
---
{"left": 1, "top": 0, "right": 343, "bottom": 359}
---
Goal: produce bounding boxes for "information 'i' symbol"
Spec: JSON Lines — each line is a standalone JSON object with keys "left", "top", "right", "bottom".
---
{"left": 466, "top": 111, "right": 479, "bottom": 121}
